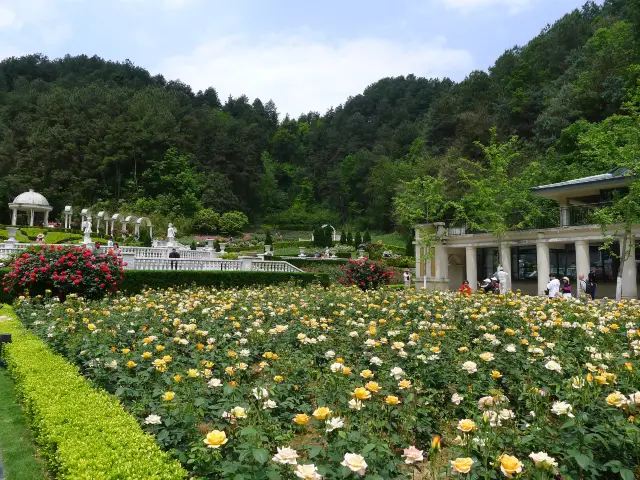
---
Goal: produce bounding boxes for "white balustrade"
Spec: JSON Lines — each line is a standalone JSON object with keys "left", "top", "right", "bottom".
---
{"left": 251, "top": 261, "right": 302, "bottom": 273}
{"left": 133, "top": 258, "right": 243, "bottom": 271}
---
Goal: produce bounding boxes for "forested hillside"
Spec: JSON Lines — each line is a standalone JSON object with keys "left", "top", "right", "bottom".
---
{"left": 0, "top": 0, "right": 638, "bottom": 233}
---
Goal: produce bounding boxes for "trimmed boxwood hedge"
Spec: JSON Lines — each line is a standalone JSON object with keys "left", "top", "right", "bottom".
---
{"left": 1, "top": 307, "right": 187, "bottom": 480}
{"left": 118, "top": 270, "right": 329, "bottom": 293}
{"left": 268, "top": 257, "right": 349, "bottom": 268}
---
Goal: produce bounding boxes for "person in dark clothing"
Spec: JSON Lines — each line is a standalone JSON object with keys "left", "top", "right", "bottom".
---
{"left": 169, "top": 248, "right": 180, "bottom": 270}
{"left": 586, "top": 271, "right": 597, "bottom": 300}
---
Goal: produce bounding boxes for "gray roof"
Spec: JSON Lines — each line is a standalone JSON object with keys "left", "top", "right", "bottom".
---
{"left": 531, "top": 167, "right": 631, "bottom": 192}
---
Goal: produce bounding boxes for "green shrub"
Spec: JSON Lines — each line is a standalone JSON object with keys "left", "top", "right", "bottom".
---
{"left": 192, "top": 209, "right": 220, "bottom": 234}
{"left": 218, "top": 211, "right": 249, "bottom": 234}
{"left": 1, "top": 309, "right": 187, "bottom": 480}
{"left": 118, "top": 270, "right": 329, "bottom": 293}
{"left": 382, "top": 256, "right": 415, "bottom": 268}
{"left": 219, "top": 252, "right": 239, "bottom": 260}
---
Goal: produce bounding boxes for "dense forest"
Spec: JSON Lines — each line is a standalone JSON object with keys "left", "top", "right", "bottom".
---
{"left": 0, "top": 0, "right": 639, "bottom": 233}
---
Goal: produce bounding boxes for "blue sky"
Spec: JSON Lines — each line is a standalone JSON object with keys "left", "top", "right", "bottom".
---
{"left": 0, "top": 0, "right": 598, "bottom": 116}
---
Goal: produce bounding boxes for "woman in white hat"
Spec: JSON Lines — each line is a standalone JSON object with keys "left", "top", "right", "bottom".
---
{"left": 560, "top": 277, "right": 572, "bottom": 298}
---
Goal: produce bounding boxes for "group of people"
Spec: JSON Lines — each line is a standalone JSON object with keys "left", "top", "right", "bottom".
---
{"left": 546, "top": 272, "right": 597, "bottom": 300}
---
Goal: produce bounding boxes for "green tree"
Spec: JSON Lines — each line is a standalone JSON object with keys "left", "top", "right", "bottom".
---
{"left": 392, "top": 176, "right": 448, "bottom": 229}
{"left": 363, "top": 231, "right": 372, "bottom": 243}
{"left": 264, "top": 230, "right": 273, "bottom": 246}
{"left": 575, "top": 84, "right": 640, "bottom": 299}
{"left": 192, "top": 209, "right": 220, "bottom": 234}
{"left": 218, "top": 211, "right": 249, "bottom": 234}
{"left": 340, "top": 230, "right": 347, "bottom": 244}
{"left": 354, "top": 231, "right": 362, "bottom": 247}
{"left": 347, "top": 231, "right": 353, "bottom": 245}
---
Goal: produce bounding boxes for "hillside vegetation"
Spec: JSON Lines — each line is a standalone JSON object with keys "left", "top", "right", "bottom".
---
{"left": 0, "top": 0, "right": 638, "bottom": 232}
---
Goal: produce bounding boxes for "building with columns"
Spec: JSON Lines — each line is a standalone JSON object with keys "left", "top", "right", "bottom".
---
{"left": 415, "top": 168, "right": 638, "bottom": 299}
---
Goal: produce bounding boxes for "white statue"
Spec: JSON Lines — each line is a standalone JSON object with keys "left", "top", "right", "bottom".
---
{"left": 83, "top": 219, "right": 92, "bottom": 235}
{"left": 496, "top": 265, "right": 509, "bottom": 294}
{"left": 167, "top": 223, "right": 177, "bottom": 239}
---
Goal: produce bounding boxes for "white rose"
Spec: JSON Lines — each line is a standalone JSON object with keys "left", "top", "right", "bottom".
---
{"left": 272, "top": 446, "right": 299, "bottom": 465}
{"left": 330, "top": 362, "right": 344, "bottom": 373}
{"left": 451, "top": 393, "right": 464, "bottom": 405}
{"left": 529, "top": 451, "right": 558, "bottom": 468}
{"left": 544, "top": 360, "right": 562, "bottom": 373}
{"left": 144, "top": 414, "right": 162, "bottom": 425}
{"left": 295, "top": 464, "right": 322, "bottom": 480}
{"left": 341, "top": 453, "right": 367, "bottom": 475}
{"left": 462, "top": 361, "right": 477, "bottom": 374}
{"left": 551, "top": 401, "right": 574, "bottom": 417}
{"left": 326, "top": 417, "right": 345, "bottom": 432}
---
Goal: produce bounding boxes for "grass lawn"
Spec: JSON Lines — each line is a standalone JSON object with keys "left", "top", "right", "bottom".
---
{"left": 0, "top": 311, "right": 47, "bottom": 480}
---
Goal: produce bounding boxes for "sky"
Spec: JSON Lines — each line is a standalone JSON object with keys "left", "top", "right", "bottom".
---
{"left": 0, "top": 0, "right": 599, "bottom": 117}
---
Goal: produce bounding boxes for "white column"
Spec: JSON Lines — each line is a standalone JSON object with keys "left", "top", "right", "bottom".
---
{"left": 575, "top": 240, "right": 590, "bottom": 297}
{"left": 11, "top": 208, "right": 17, "bottom": 225}
{"left": 621, "top": 238, "right": 637, "bottom": 299}
{"left": 536, "top": 234, "right": 550, "bottom": 296}
{"left": 434, "top": 244, "right": 448, "bottom": 280}
{"left": 29, "top": 209, "right": 34, "bottom": 226}
{"left": 415, "top": 242, "right": 421, "bottom": 279}
{"left": 44, "top": 211, "right": 49, "bottom": 226}
{"left": 499, "top": 242, "right": 512, "bottom": 292}
{"left": 466, "top": 246, "right": 477, "bottom": 291}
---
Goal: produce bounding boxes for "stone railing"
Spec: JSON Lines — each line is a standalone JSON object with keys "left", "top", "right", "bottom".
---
{"left": 133, "top": 258, "right": 242, "bottom": 271}
{"left": 251, "top": 261, "right": 302, "bottom": 273}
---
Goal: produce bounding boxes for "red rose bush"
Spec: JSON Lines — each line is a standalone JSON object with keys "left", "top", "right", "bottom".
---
{"left": 2, "top": 245, "right": 125, "bottom": 300}
{"left": 338, "top": 257, "right": 394, "bottom": 290}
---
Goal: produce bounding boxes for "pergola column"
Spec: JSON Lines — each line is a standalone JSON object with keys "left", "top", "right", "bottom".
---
{"left": 43, "top": 210, "right": 49, "bottom": 226}
{"left": 621, "top": 238, "right": 637, "bottom": 300}
{"left": 465, "top": 246, "right": 477, "bottom": 290}
{"left": 29, "top": 209, "right": 34, "bottom": 226}
{"left": 575, "top": 240, "right": 590, "bottom": 297}
{"left": 536, "top": 233, "right": 550, "bottom": 296}
{"left": 11, "top": 208, "right": 17, "bottom": 226}
{"left": 499, "top": 242, "right": 512, "bottom": 292}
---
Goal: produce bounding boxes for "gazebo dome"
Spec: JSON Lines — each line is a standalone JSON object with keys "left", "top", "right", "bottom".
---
{"left": 12, "top": 189, "right": 50, "bottom": 207}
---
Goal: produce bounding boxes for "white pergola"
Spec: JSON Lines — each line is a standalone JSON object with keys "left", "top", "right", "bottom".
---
{"left": 9, "top": 189, "right": 53, "bottom": 227}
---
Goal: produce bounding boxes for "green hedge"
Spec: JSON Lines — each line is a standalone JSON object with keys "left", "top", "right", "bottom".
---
{"left": 268, "top": 257, "right": 349, "bottom": 268}
{"left": 118, "top": 270, "right": 329, "bottom": 293}
{"left": 1, "top": 307, "right": 187, "bottom": 480}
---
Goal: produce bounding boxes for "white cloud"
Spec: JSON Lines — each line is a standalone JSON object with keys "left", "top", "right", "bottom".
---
{"left": 162, "top": 0, "right": 195, "bottom": 9}
{"left": 0, "top": 0, "right": 72, "bottom": 52}
{"left": 158, "top": 34, "right": 473, "bottom": 117}
{"left": 441, "top": 0, "right": 533, "bottom": 14}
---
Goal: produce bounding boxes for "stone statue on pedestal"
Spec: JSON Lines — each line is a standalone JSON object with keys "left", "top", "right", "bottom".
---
{"left": 167, "top": 223, "right": 177, "bottom": 244}
{"left": 82, "top": 219, "right": 93, "bottom": 244}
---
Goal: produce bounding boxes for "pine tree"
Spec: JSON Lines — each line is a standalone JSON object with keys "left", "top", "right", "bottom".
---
{"left": 354, "top": 231, "right": 362, "bottom": 247}
{"left": 347, "top": 231, "right": 353, "bottom": 245}
{"left": 340, "top": 230, "right": 347, "bottom": 244}
{"left": 363, "top": 231, "right": 372, "bottom": 244}
{"left": 405, "top": 233, "right": 414, "bottom": 257}
{"left": 264, "top": 230, "right": 273, "bottom": 246}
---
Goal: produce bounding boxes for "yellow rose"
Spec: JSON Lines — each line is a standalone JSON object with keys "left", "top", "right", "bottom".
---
{"left": 625, "top": 362, "right": 633, "bottom": 371}
{"left": 360, "top": 369, "right": 374, "bottom": 379}
{"left": 312, "top": 407, "right": 332, "bottom": 420}
{"left": 606, "top": 392, "right": 627, "bottom": 407}
{"left": 398, "top": 379, "right": 412, "bottom": 389}
{"left": 342, "top": 367, "right": 352, "bottom": 375}
{"left": 187, "top": 369, "right": 200, "bottom": 378}
{"left": 156, "top": 345, "right": 165, "bottom": 352}
{"left": 365, "top": 381, "right": 382, "bottom": 392}
{"left": 162, "top": 391, "right": 175, "bottom": 401}
{"left": 163, "top": 355, "right": 172, "bottom": 363}
{"left": 385, "top": 395, "right": 401, "bottom": 405}
{"left": 499, "top": 455, "right": 523, "bottom": 478}
{"left": 491, "top": 370, "right": 503, "bottom": 379}
{"left": 293, "top": 413, "right": 311, "bottom": 425}
{"left": 594, "top": 375, "right": 608, "bottom": 385}
{"left": 273, "top": 375, "right": 284, "bottom": 383}
{"left": 451, "top": 457, "right": 474, "bottom": 474}
{"left": 173, "top": 375, "right": 182, "bottom": 382}
{"left": 353, "top": 387, "right": 371, "bottom": 400}
{"left": 203, "top": 430, "right": 228, "bottom": 449}
{"left": 142, "top": 351, "right": 152, "bottom": 360}
{"left": 126, "top": 360, "right": 136, "bottom": 368}
{"left": 121, "top": 348, "right": 130, "bottom": 354}
{"left": 457, "top": 419, "right": 476, "bottom": 433}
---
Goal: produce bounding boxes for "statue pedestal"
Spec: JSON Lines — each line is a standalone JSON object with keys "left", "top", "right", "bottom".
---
{"left": 82, "top": 242, "right": 95, "bottom": 251}
{"left": 5, "top": 227, "right": 18, "bottom": 245}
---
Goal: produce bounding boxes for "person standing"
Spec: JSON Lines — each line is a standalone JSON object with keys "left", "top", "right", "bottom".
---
{"left": 169, "top": 248, "right": 180, "bottom": 270}
{"left": 587, "top": 271, "right": 597, "bottom": 300}
{"left": 578, "top": 273, "right": 587, "bottom": 299}
{"left": 561, "top": 277, "right": 572, "bottom": 298}
{"left": 547, "top": 274, "right": 560, "bottom": 298}
{"left": 403, "top": 269, "right": 412, "bottom": 289}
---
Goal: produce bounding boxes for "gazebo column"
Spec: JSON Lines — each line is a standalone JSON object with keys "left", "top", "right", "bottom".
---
{"left": 44, "top": 210, "right": 49, "bottom": 226}
{"left": 29, "top": 209, "right": 34, "bottom": 226}
{"left": 11, "top": 208, "right": 17, "bottom": 226}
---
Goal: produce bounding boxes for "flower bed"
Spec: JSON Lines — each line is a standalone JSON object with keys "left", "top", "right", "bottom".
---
{"left": 13, "top": 288, "right": 640, "bottom": 479}
{"left": 1, "top": 307, "right": 186, "bottom": 480}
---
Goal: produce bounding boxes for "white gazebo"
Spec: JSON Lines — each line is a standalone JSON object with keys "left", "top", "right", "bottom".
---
{"left": 9, "top": 189, "right": 53, "bottom": 226}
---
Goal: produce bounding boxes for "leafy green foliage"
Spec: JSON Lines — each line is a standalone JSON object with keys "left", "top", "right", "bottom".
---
{"left": 192, "top": 209, "right": 220, "bottom": 234}
{"left": 218, "top": 211, "right": 249, "bottom": 234}
{"left": 1, "top": 309, "right": 187, "bottom": 480}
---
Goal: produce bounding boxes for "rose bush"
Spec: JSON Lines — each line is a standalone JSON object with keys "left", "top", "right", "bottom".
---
{"left": 2, "top": 245, "right": 125, "bottom": 300}
{"left": 14, "top": 287, "right": 640, "bottom": 479}
{"left": 338, "top": 258, "right": 394, "bottom": 290}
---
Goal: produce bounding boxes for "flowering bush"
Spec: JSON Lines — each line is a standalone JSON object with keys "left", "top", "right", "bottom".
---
{"left": 339, "top": 258, "right": 394, "bottom": 290}
{"left": 2, "top": 245, "right": 125, "bottom": 300}
{"left": 14, "top": 288, "right": 640, "bottom": 479}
